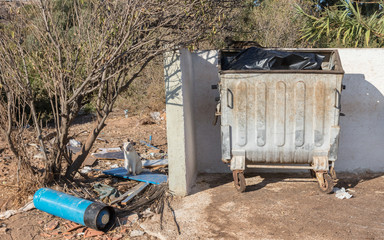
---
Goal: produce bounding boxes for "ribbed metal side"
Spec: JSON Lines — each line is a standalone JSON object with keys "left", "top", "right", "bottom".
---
{"left": 221, "top": 73, "right": 343, "bottom": 164}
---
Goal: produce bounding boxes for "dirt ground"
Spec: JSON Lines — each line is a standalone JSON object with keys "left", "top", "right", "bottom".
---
{"left": 1, "top": 112, "right": 384, "bottom": 239}
{"left": 141, "top": 173, "right": 384, "bottom": 240}
{"left": 0, "top": 111, "right": 168, "bottom": 239}
{"left": 2, "top": 172, "right": 384, "bottom": 239}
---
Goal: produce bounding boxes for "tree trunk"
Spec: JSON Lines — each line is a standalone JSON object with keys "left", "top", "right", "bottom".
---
{"left": 65, "top": 116, "right": 107, "bottom": 179}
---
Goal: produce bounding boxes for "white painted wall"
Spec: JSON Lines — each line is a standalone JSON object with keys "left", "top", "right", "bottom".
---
{"left": 337, "top": 49, "right": 384, "bottom": 172}
{"left": 165, "top": 48, "right": 384, "bottom": 195}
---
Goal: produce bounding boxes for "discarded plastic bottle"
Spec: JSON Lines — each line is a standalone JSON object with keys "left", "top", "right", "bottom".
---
{"left": 33, "top": 188, "right": 115, "bottom": 231}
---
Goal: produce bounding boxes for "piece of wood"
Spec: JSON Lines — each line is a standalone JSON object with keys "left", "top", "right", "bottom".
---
{"left": 142, "top": 159, "right": 168, "bottom": 168}
{"left": 91, "top": 151, "right": 124, "bottom": 160}
{"left": 121, "top": 182, "right": 149, "bottom": 205}
{"left": 110, "top": 182, "right": 148, "bottom": 205}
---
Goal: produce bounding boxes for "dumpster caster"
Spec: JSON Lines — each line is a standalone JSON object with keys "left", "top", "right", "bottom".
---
{"left": 316, "top": 172, "right": 334, "bottom": 194}
{"left": 233, "top": 170, "right": 246, "bottom": 193}
{"left": 329, "top": 166, "right": 337, "bottom": 180}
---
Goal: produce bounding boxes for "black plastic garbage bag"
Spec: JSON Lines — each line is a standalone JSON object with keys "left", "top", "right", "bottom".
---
{"left": 222, "top": 47, "right": 325, "bottom": 70}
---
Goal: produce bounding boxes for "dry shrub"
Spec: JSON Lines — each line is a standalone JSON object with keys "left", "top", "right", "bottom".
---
{"left": 235, "top": 0, "right": 313, "bottom": 48}
{"left": 115, "top": 58, "right": 166, "bottom": 114}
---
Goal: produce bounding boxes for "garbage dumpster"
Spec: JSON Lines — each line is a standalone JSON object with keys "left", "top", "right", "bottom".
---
{"left": 215, "top": 47, "right": 344, "bottom": 193}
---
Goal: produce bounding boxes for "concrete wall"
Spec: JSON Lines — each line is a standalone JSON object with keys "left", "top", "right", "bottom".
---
{"left": 164, "top": 50, "right": 196, "bottom": 196}
{"left": 165, "top": 48, "right": 384, "bottom": 195}
{"left": 337, "top": 49, "right": 384, "bottom": 172}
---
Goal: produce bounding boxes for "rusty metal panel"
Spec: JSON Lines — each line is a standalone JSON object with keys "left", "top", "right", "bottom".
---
{"left": 220, "top": 50, "right": 344, "bottom": 165}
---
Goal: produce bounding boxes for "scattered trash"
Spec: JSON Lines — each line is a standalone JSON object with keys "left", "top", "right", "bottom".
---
{"left": 34, "top": 188, "right": 115, "bottom": 231}
{"left": 111, "top": 182, "right": 149, "bottom": 205}
{"left": 111, "top": 164, "right": 119, "bottom": 169}
{"left": 92, "top": 151, "right": 124, "bottom": 160}
{"left": 103, "top": 168, "right": 168, "bottom": 185}
{"left": 0, "top": 210, "right": 17, "bottom": 220}
{"left": 96, "top": 137, "right": 108, "bottom": 143}
{"left": 69, "top": 139, "right": 82, "bottom": 148}
{"left": 93, "top": 183, "right": 119, "bottom": 200}
{"left": 140, "top": 140, "right": 159, "bottom": 150}
{"left": 142, "top": 159, "right": 168, "bottom": 168}
{"left": 141, "top": 152, "right": 167, "bottom": 160}
{"left": 97, "top": 148, "right": 121, "bottom": 154}
{"left": 130, "top": 229, "right": 145, "bottom": 237}
{"left": 142, "top": 208, "right": 155, "bottom": 218}
{"left": 68, "top": 146, "right": 82, "bottom": 154}
{"left": 334, "top": 187, "right": 353, "bottom": 199}
{"left": 150, "top": 112, "right": 162, "bottom": 122}
{"left": 80, "top": 166, "right": 93, "bottom": 174}
{"left": 19, "top": 200, "right": 35, "bottom": 212}
{"left": 124, "top": 109, "right": 129, "bottom": 118}
{"left": 121, "top": 182, "right": 149, "bottom": 205}
{"left": 0, "top": 201, "right": 35, "bottom": 219}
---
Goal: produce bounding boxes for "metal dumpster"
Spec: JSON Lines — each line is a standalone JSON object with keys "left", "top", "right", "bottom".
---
{"left": 215, "top": 48, "right": 344, "bottom": 193}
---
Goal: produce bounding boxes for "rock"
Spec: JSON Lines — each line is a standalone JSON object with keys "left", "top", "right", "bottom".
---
{"left": 128, "top": 213, "right": 139, "bottom": 223}
{"left": 112, "top": 233, "right": 123, "bottom": 240}
{"left": 142, "top": 208, "right": 154, "bottom": 218}
{"left": 44, "top": 220, "right": 59, "bottom": 231}
{"left": 130, "top": 230, "right": 145, "bottom": 237}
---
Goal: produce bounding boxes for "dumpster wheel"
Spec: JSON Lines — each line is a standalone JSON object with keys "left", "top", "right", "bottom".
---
{"left": 233, "top": 170, "right": 246, "bottom": 193}
{"left": 316, "top": 173, "right": 334, "bottom": 194}
{"left": 330, "top": 166, "right": 337, "bottom": 180}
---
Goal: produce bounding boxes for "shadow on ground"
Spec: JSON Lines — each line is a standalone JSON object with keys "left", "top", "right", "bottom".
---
{"left": 192, "top": 171, "right": 384, "bottom": 195}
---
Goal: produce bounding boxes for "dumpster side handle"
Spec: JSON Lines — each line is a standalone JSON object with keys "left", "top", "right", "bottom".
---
{"left": 334, "top": 88, "right": 341, "bottom": 110}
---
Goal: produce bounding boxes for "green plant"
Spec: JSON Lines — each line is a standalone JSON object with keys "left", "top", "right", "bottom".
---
{"left": 297, "top": 1, "right": 384, "bottom": 47}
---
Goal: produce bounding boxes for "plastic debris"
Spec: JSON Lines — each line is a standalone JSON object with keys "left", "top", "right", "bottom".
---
{"left": 69, "top": 139, "right": 82, "bottom": 147}
{"left": 80, "top": 166, "right": 93, "bottom": 174}
{"left": 93, "top": 183, "right": 119, "bottom": 200}
{"left": 92, "top": 150, "right": 124, "bottom": 160}
{"left": 140, "top": 140, "right": 159, "bottom": 150}
{"left": 334, "top": 187, "right": 353, "bottom": 199}
{"left": 142, "top": 208, "right": 155, "bottom": 218}
{"left": 103, "top": 168, "right": 168, "bottom": 184}
{"left": 150, "top": 112, "right": 162, "bottom": 121}
{"left": 19, "top": 201, "right": 35, "bottom": 212}
{"left": 0, "top": 201, "right": 35, "bottom": 219}
{"left": 221, "top": 47, "right": 325, "bottom": 70}
{"left": 110, "top": 164, "right": 119, "bottom": 169}
{"left": 97, "top": 148, "right": 121, "bottom": 154}
{"left": 0, "top": 210, "right": 17, "bottom": 220}
{"left": 130, "top": 230, "right": 145, "bottom": 237}
{"left": 142, "top": 159, "right": 168, "bottom": 168}
{"left": 121, "top": 182, "right": 149, "bottom": 205}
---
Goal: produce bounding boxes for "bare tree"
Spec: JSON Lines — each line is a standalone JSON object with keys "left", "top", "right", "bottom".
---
{"left": 0, "top": 0, "right": 235, "bottom": 183}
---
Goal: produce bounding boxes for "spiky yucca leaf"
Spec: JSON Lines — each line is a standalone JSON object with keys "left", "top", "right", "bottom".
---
{"left": 296, "top": 1, "right": 384, "bottom": 47}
